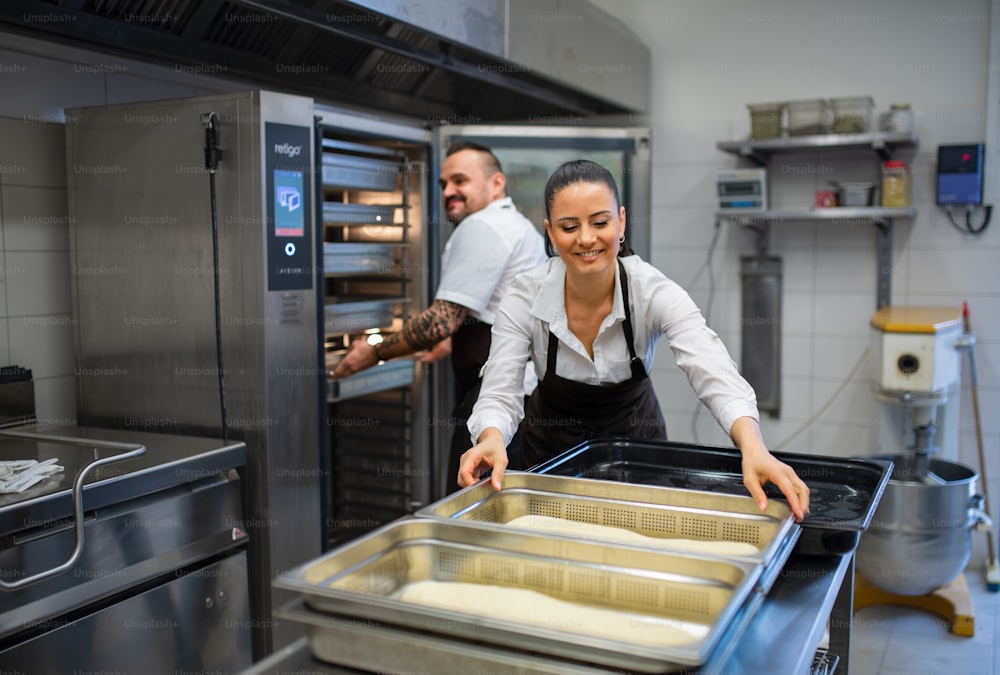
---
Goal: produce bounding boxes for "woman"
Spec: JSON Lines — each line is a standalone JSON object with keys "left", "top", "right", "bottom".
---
{"left": 459, "top": 160, "right": 809, "bottom": 520}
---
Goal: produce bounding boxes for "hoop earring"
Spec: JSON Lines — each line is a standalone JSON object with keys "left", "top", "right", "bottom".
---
{"left": 618, "top": 235, "right": 625, "bottom": 243}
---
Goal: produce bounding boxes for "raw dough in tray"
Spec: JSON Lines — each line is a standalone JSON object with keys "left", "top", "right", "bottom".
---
{"left": 504, "top": 514, "right": 759, "bottom": 556}
{"left": 398, "top": 580, "right": 708, "bottom": 647}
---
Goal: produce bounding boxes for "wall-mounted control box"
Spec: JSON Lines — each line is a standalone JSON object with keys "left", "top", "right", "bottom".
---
{"left": 936, "top": 143, "right": 984, "bottom": 205}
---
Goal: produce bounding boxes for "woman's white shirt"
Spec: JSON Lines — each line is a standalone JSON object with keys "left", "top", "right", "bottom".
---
{"left": 465, "top": 255, "right": 759, "bottom": 446}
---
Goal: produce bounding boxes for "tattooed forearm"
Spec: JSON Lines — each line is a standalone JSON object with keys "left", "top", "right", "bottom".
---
{"left": 378, "top": 300, "right": 468, "bottom": 359}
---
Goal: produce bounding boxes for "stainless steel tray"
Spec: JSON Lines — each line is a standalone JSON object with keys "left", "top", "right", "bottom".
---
{"left": 276, "top": 598, "right": 626, "bottom": 674}
{"left": 326, "top": 357, "right": 415, "bottom": 402}
{"left": 321, "top": 154, "right": 400, "bottom": 191}
{"left": 532, "top": 437, "right": 892, "bottom": 555}
{"left": 416, "top": 472, "right": 798, "bottom": 566}
{"left": 324, "top": 296, "right": 407, "bottom": 334}
{"left": 322, "top": 202, "right": 397, "bottom": 225}
{"left": 274, "top": 517, "right": 762, "bottom": 672}
{"left": 323, "top": 242, "right": 399, "bottom": 275}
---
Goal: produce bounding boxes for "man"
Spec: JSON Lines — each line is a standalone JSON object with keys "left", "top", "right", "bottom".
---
{"left": 332, "top": 141, "right": 545, "bottom": 492}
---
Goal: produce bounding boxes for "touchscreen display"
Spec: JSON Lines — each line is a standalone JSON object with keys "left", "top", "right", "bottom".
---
{"left": 274, "top": 169, "right": 304, "bottom": 237}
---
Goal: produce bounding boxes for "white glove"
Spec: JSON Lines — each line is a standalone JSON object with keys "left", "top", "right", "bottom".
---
{"left": 0, "top": 458, "right": 64, "bottom": 494}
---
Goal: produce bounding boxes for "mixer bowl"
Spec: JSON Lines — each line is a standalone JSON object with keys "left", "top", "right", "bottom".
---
{"left": 856, "top": 455, "right": 979, "bottom": 596}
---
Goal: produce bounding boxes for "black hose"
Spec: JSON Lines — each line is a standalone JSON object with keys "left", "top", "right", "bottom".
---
{"left": 203, "top": 112, "right": 229, "bottom": 443}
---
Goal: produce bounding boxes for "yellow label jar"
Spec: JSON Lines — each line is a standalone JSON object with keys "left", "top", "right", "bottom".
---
{"left": 882, "top": 160, "right": 911, "bottom": 207}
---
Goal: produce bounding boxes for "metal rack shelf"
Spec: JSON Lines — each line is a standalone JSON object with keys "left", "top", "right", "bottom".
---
{"left": 717, "top": 128, "right": 918, "bottom": 309}
{"left": 717, "top": 131, "right": 919, "bottom": 164}
{"left": 717, "top": 206, "right": 916, "bottom": 224}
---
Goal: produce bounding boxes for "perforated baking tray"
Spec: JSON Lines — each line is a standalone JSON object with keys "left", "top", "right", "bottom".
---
{"left": 532, "top": 437, "right": 892, "bottom": 555}
{"left": 275, "top": 517, "right": 762, "bottom": 672}
{"left": 417, "top": 472, "right": 798, "bottom": 568}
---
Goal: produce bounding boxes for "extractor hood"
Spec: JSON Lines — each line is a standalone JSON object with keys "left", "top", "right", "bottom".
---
{"left": 0, "top": 0, "right": 649, "bottom": 122}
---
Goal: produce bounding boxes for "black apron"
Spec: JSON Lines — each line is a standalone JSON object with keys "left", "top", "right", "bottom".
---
{"left": 521, "top": 261, "right": 667, "bottom": 468}
{"left": 447, "top": 317, "right": 525, "bottom": 492}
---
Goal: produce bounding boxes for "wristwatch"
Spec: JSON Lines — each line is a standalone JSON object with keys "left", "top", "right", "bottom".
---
{"left": 371, "top": 342, "right": 384, "bottom": 362}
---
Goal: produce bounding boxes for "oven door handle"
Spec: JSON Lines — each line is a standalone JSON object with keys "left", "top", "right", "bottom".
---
{"left": 0, "top": 431, "right": 147, "bottom": 591}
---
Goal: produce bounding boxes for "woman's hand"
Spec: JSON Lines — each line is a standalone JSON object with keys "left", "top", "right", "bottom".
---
{"left": 730, "top": 417, "right": 810, "bottom": 521}
{"left": 457, "top": 427, "right": 508, "bottom": 491}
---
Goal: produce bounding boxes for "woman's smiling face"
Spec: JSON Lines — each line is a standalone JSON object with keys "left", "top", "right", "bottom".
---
{"left": 544, "top": 181, "right": 626, "bottom": 278}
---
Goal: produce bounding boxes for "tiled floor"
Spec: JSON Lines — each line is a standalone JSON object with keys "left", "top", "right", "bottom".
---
{"left": 849, "top": 563, "right": 998, "bottom": 674}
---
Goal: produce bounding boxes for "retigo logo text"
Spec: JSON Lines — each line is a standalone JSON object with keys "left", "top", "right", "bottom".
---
{"left": 274, "top": 143, "right": 301, "bottom": 157}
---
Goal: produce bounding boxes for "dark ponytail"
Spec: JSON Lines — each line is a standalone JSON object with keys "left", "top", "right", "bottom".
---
{"left": 543, "top": 159, "right": 633, "bottom": 257}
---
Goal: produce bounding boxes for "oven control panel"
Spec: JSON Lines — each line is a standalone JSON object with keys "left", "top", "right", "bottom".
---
{"left": 265, "top": 122, "right": 313, "bottom": 291}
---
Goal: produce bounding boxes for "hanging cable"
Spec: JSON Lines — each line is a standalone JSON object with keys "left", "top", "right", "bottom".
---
{"left": 201, "top": 111, "right": 229, "bottom": 443}
{"left": 689, "top": 219, "right": 723, "bottom": 444}
{"left": 770, "top": 347, "right": 870, "bottom": 452}
{"left": 945, "top": 204, "right": 992, "bottom": 236}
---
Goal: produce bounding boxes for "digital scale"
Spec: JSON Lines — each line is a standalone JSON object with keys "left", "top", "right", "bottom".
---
{"left": 717, "top": 168, "right": 768, "bottom": 211}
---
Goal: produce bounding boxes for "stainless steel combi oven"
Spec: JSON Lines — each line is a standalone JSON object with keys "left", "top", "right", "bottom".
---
{"left": 63, "top": 90, "right": 651, "bottom": 657}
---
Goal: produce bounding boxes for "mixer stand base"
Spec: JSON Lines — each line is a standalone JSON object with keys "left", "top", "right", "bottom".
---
{"left": 854, "top": 572, "right": 974, "bottom": 636}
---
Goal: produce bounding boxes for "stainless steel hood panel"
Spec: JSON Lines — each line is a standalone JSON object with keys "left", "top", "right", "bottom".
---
{"left": 507, "top": 0, "right": 651, "bottom": 115}
{"left": 346, "top": 0, "right": 507, "bottom": 58}
{"left": 351, "top": 0, "right": 651, "bottom": 115}
{"left": 0, "top": 0, "right": 648, "bottom": 120}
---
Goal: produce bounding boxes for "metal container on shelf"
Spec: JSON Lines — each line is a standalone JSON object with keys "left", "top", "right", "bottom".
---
{"left": 830, "top": 181, "right": 876, "bottom": 207}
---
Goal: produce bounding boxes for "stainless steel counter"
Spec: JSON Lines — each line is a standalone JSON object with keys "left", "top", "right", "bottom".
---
{"left": 0, "top": 424, "right": 247, "bottom": 536}
{"left": 239, "top": 551, "right": 854, "bottom": 675}
{"left": 0, "top": 424, "right": 253, "bottom": 674}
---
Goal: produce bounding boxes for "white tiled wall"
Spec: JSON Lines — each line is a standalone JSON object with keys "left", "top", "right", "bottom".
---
{"left": 590, "top": 0, "right": 1000, "bottom": 567}
{"left": 0, "top": 34, "right": 239, "bottom": 426}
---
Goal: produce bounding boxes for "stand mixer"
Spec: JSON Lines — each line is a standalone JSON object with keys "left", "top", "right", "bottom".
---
{"left": 855, "top": 306, "right": 989, "bottom": 636}
{"left": 870, "top": 304, "right": 962, "bottom": 483}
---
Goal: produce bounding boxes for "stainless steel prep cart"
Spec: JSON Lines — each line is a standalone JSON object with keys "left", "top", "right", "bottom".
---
{"left": 246, "top": 439, "right": 887, "bottom": 674}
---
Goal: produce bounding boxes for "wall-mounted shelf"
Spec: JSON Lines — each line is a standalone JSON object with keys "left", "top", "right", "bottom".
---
{"left": 717, "top": 131, "right": 919, "bottom": 165}
{"left": 717, "top": 207, "right": 916, "bottom": 224}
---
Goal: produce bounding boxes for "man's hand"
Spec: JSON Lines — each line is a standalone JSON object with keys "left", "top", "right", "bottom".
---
{"left": 331, "top": 339, "right": 378, "bottom": 379}
{"left": 417, "top": 338, "right": 452, "bottom": 364}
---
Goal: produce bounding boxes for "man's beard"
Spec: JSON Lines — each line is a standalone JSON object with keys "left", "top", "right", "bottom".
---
{"left": 445, "top": 198, "right": 466, "bottom": 225}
